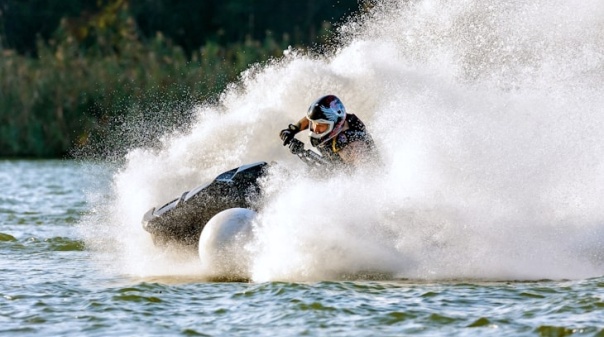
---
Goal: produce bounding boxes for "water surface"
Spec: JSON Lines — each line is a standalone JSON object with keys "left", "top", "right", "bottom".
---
{"left": 4, "top": 0, "right": 604, "bottom": 335}
{"left": 2, "top": 161, "right": 603, "bottom": 336}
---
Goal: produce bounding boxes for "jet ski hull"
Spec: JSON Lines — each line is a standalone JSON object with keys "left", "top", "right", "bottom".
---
{"left": 142, "top": 162, "right": 268, "bottom": 249}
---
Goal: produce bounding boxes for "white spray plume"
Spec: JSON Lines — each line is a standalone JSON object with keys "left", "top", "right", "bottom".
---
{"left": 81, "top": 0, "right": 604, "bottom": 281}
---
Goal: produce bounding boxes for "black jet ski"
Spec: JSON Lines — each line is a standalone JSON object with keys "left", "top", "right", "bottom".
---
{"left": 142, "top": 161, "right": 268, "bottom": 248}
{"left": 142, "top": 139, "right": 327, "bottom": 249}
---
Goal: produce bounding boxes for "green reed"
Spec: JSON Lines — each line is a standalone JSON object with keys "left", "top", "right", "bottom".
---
{"left": 0, "top": 17, "right": 291, "bottom": 158}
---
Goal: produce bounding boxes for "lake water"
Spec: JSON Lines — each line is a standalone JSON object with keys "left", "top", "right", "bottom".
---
{"left": 4, "top": 0, "right": 604, "bottom": 335}
{"left": 2, "top": 160, "right": 604, "bottom": 336}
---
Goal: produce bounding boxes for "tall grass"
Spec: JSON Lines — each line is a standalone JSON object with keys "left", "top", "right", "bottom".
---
{"left": 0, "top": 14, "right": 293, "bottom": 158}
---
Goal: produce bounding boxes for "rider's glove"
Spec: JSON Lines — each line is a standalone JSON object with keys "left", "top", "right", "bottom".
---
{"left": 279, "top": 124, "right": 300, "bottom": 146}
{"left": 288, "top": 139, "right": 305, "bottom": 155}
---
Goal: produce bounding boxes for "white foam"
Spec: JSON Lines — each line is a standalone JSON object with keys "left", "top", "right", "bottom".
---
{"left": 81, "top": 0, "right": 604, "bottom": 281}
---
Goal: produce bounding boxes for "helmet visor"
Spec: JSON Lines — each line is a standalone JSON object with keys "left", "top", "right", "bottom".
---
{"left": 308, "top": 119, "right": 334, "bottom": 138}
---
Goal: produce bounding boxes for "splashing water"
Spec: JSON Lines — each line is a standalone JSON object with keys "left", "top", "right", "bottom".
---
{"left": 80, "top": 0, "right": 604, "bottom": 281}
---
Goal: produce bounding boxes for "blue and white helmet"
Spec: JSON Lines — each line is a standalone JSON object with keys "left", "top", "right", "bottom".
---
{"left": 306, "top": 95, "right": 347, "bottom": 146}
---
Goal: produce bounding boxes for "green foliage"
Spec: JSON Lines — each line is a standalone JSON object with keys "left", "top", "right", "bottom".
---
{"left": 1, "top": 0, "right": 359, "bottom": 56}
{"left": 0, "top": 0, "right": 359, "bottom": 158}
{"left": 0, "top": 0, "right": 100, "bottom": 55}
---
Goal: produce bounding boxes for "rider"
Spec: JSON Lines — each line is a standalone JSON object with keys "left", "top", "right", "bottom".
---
{"left": 279, "top": 95, "right": 379, "bottom": 168}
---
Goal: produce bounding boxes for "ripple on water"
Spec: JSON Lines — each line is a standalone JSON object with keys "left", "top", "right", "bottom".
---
{"left": 43, "top": 237, "right": 85, "bottom": 251}
{"left": 534, "top": 325, "right": 604, "bottom": 337}
{"left": 0, "top": 233, "right": 17, "bottom": 242}
{"left": 2, "top": 236, "right": 85, "bottom": 252}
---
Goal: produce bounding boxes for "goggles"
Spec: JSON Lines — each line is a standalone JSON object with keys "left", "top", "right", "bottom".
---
{"left": 308, "top": 119, "right": 334, "bottom": 138}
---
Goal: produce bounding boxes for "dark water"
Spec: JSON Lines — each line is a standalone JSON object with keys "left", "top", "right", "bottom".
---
{"left": 2, "top": 160, "right": 604, "bottom": 336}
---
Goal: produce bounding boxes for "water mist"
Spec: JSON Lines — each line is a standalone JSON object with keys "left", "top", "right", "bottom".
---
{"left": 80, "top": 0, "right": 604, "bottom": 281}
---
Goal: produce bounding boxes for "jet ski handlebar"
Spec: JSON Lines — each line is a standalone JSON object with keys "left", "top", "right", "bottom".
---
{"left": 288, "top": 139, "right": 329, "bottom": 167}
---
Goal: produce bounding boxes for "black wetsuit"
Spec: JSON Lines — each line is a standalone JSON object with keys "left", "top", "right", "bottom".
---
{"left": 315, "top": 114, "right": 378, "bottom": 166}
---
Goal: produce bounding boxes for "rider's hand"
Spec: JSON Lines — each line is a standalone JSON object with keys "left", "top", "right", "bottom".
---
{"left": 288, "top": 139, "right": 304, "bottom": 155}
{"left": 279, "top": 124, "right": 300, "bottom": 146}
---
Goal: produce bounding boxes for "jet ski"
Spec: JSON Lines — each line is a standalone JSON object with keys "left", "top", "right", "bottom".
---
{"left": 141, "top": 139, "right": 327, "bottom": 250}
{"left": 142, "top": 161, "right": 268, "bottom": 248}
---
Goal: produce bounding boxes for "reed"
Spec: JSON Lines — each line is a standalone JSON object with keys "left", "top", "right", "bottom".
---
{"left": 0, "top": 17, "right": 290, "bottom": 158}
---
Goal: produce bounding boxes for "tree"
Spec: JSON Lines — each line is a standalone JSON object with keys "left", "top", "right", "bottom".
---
{"left": 0, "top": 0, "right": 99, "bottom": 54}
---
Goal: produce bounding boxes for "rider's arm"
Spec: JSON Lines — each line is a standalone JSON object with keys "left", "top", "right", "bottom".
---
{"left": 294, "top": 117, "right": 309, "bottom": 131}
{"left": 280, "top": 117, "right": 309, "bottom": 146}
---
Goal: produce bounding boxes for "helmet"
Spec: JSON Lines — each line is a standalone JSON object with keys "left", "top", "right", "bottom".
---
{"left": 306, "top": 95, "right": 347, "bottom": 146}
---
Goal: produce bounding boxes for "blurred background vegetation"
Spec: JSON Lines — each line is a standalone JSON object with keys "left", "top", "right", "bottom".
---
{"left": 0, "top": 0, "right": 363, "bottom": 158}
